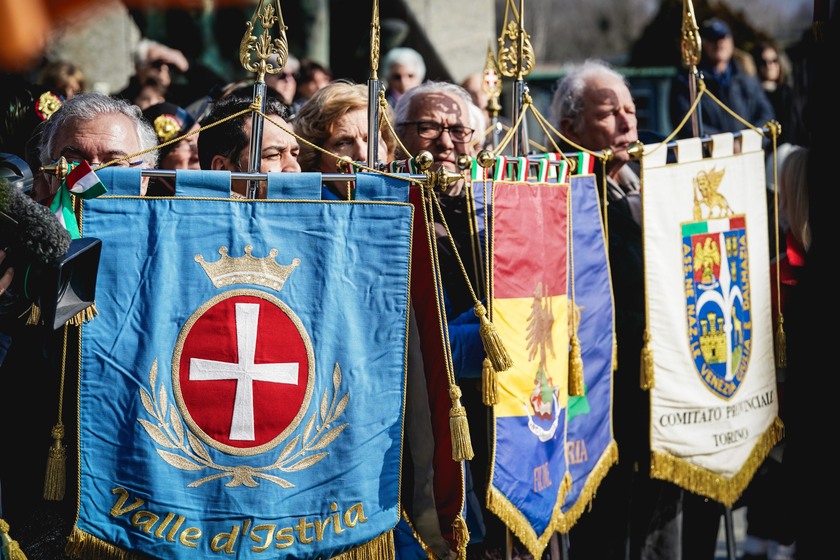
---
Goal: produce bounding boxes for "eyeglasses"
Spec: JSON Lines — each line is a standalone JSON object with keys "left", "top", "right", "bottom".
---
{"left": 760, "top": 58, "right": 779, "bottom": 66}
{"left": 67, "top": 159, "right": 144, "bottom": 169}
{"left": 399, "top": 121, "right": 475, "bottom": 143}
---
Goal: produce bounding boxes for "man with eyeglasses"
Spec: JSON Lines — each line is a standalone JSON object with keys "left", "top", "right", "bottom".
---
{"left": 0, "top": 91, "right": 160, "bottom": 558}
{"left": 393, "top": 80, "right": 518, "bottom": 558}
{"left": 35, "top": 91, "right": 159, "bottom": 202}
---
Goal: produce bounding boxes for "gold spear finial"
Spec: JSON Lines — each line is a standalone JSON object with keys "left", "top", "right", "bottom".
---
{"left": 370, "top": 0, "right": 381, "bottom": 80}
{"left": 239, "top": 0, "right": 289, "bottom": 83}
{"left": 482, "top": 43, "right": 502, "bottom": 115}
{"left": 497, "top": 0, "right": 535, "bottom": 79}
{"left": 680, "top": 0, "right": 702, "bottom": 69}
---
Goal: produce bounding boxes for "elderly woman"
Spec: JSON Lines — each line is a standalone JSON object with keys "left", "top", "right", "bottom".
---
{"left": 294, "top": 80, "right": 396, "bottom": 199}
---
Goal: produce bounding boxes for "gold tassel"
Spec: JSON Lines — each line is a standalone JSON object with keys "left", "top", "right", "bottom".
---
{"left": 0, "top": 519, "right": 28, "bottom": 560}
{"left": 612, "top": 337, "right": 619, "bottom": 372}
{"left": 43, "top": 423, "right": 66, "bottom": 501}
{"left": 568, "top": 334, "right": 585, "bottom": 396}
{"left": 69, "top": 303, "right": 98, "bottom": 327}
{"left": 639, "top": 330, "right": 654, "bottom": 390}
{"left": 448, "top": 385, "right": 474, "bottom": 461}
{"left": 481, "top": 358, "right": 498, "bottom": 405}
{"left": 775, "top": 313, "right": 787, "bottom": 368}
{"left": 452, "top": 514, "right": 469, "bottom": 560}
{"left": 25, "top": 304, "right": 40, "bottom": 326}
{"left": 474, "top": 302, "right": 512, "bottom": 372}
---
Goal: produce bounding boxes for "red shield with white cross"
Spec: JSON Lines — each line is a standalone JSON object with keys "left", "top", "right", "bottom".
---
{"left": 172, "top": 290, "right": 314, "bottom": 455}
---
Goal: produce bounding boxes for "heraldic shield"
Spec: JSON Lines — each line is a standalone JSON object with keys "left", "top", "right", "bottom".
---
{"left": 683, "top": 214, "right": 751, "bottom": 399}
{"left": 641, "top": 132, "right": 782, "bottom": 505}
{"left": 74, "top": 169, "right": 413, "bottom": 559}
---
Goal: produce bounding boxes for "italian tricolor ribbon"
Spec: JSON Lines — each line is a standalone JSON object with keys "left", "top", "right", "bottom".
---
{"left": 48, "top": 160, "right": 107, "bottom": 238}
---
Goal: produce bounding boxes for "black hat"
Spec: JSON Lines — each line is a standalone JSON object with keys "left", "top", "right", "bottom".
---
{"left": 700, "top": 18, "right": 732, "bottom": 41}
{"left": 142, "top": 102, "right": 195, "bottom": 157}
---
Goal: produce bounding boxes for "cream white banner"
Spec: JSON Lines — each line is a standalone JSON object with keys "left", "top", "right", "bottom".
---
{"left": 641, "top": 130, "right": 782, "bottom": 506}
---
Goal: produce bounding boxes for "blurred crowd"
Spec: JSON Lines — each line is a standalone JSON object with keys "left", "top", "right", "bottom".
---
{"left": 0, "top": 4, "right": 831, "bottom": 560}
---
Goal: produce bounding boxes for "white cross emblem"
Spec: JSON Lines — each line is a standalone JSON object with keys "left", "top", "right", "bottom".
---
{"left": 190, "top": 302, "right": 299, "bottom": 441}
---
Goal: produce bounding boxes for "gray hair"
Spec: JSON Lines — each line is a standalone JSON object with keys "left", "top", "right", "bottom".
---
{"left": 39, "top": 91, "right": 159, "bottom": 169}
{"left": 393, "top": 80, "right": 474, "bottom": 127}
{"left": 549, "top": 59, "right": 628, "bottom": 132}
{"left": 382, "top": 47, "right": 426, "bottom": 81}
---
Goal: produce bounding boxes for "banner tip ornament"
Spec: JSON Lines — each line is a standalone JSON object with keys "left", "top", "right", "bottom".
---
{"left": 239, "top": 0, "right": 289, "bottom": 84}
{"left": 680, "top": 0, "right": 702, "bottom": 70}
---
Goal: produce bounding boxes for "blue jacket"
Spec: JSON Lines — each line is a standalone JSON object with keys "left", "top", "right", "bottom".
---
{"left": 670, "top": 58, "right": 776, "bottom": 138}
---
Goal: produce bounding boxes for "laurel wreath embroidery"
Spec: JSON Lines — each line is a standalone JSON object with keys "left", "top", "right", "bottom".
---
{"left": 138, "top": 359, "right": 349, "bottom": 488}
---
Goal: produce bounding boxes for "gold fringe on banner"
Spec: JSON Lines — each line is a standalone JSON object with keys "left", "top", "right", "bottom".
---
{"left": 486, "top": 472, "right": 572, "bottom": 560}
{"left": 448, "top": 385, "right": 474, "bottom": 461}
{"left": 481, "top": 358, "right": 498, "bottom": 405}
{"left": 554, "top": 440, "right": 618, "bottom": 533}
{"left": 451, "top": 514, "right": 469, "bottom": 560}
{"left": 774, "top": 313, "right": 787, "bottom": 368}
{"left": 0, "top": 519, "right": 28, "bottom": 560}
{"left": 24, "top": 304, "right": 40, "bottom": 326}
{"left": 331, "top": 531, "right": 395, "bottom": 560}
{"left": 639, "top": 330, "right": 654, "bottom": 390}
{"left": 68, "top": 527, "right": 395, "bottom": 560}
{"left": 68, "top": 303, "right": 98, "bottom": 327}
{"left": 612, "top": 337, "right": 618, "bottom": 372}
{"left": 568, "top": 334, "right": 584, "bottom": 396}
{"left": 650, "top": 417, "right": 784, "bottom": 507}
{"left": 43, "top": 422, "right": 66, "bottom": 501}
{"left": 474, "top": 302, "right": 512, "bottom": 372}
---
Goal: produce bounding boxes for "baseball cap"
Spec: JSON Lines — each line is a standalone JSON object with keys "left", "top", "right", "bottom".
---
{"left": 700, "top": 18, "right": 732, "bottom": 41}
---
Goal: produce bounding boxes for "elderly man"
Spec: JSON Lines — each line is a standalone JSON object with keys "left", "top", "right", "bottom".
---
{"left": 394, "top": 80, "right": 525, "bottom": 558}
{"left": 197, "top": 91, "right": 300, "bottom": 198}
{"left": 551, "top": 59, "right": 687, "bottom": 559}
{"left": 36, "top": 91, "right": 159, "bottom": 200}
{"left": 1, "top": 91, "right": 159, "bottom": 559}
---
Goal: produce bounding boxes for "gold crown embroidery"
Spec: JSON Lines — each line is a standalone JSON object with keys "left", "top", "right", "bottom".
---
{"left": 195, "top": 245, "right": 300, "bottom": 291}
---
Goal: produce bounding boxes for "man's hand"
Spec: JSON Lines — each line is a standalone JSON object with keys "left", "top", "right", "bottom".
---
{"left": 137, "top": 38, "right": 189, "bottom": 73}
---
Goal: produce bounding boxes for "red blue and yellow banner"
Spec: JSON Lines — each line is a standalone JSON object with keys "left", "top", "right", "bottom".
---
{"left": 486, "top": 179, "right": 571, "bottom": 559}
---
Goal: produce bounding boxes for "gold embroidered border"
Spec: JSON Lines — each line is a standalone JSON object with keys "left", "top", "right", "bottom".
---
{"left": 650, "top": 416, "right": 784, "bottom": 507}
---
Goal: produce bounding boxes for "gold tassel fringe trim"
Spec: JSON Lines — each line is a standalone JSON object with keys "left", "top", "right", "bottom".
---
{"left": 639, "top": 330, "right": 654, "bottom": 390}
{"left": 568, "top": 335, "right": 584, "bottom": 396}
{"left": 1, "top": 519, "right": 28, "bottom": 560}
{"left": 650, "top": 417, "right": 784, "bottom": 507}
{"left": 481, "top": 358, "right": 498, "bottom": 405}
{"left": 398, "top": 511, "right": 441, "bottom": 559}
{"left": 24, "top": 303, "right": 97, "bottom": 328}
{"left": 451, "top": 514, "right": 469, "bottom": 560}
{"left": 43, "top": 423, "right": 66, "bottom": 501}
{"left": 25, "top": 304, "right": 40, "bottom": 326}
{"left": 774, "top": 314, "right": 787, "bottom": 368}
{"left": 67, "top": 527, "right": 394, "bottom": 560}
{"left": 554, "top": 441, "right": 619, "bottom": 533}
{"left": 448, "top": 386, "right": 474, "bottom": 461}
{"left": 67, "top": 528, "right": 152, "bottom": 559}
{"left": 331, "top": 531, "right": 395, "bottom": 560}
{"left": 474, "top": 302, "right": 512, "bottom": 372}
{"left": 612, "top": 337, "right": 618, "bottom": 372}
{"left": 68, "top": 304, "right": 98, "bottom": 327}
{"left": 486, "top": 472, "right": 572, "bottom": 560}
